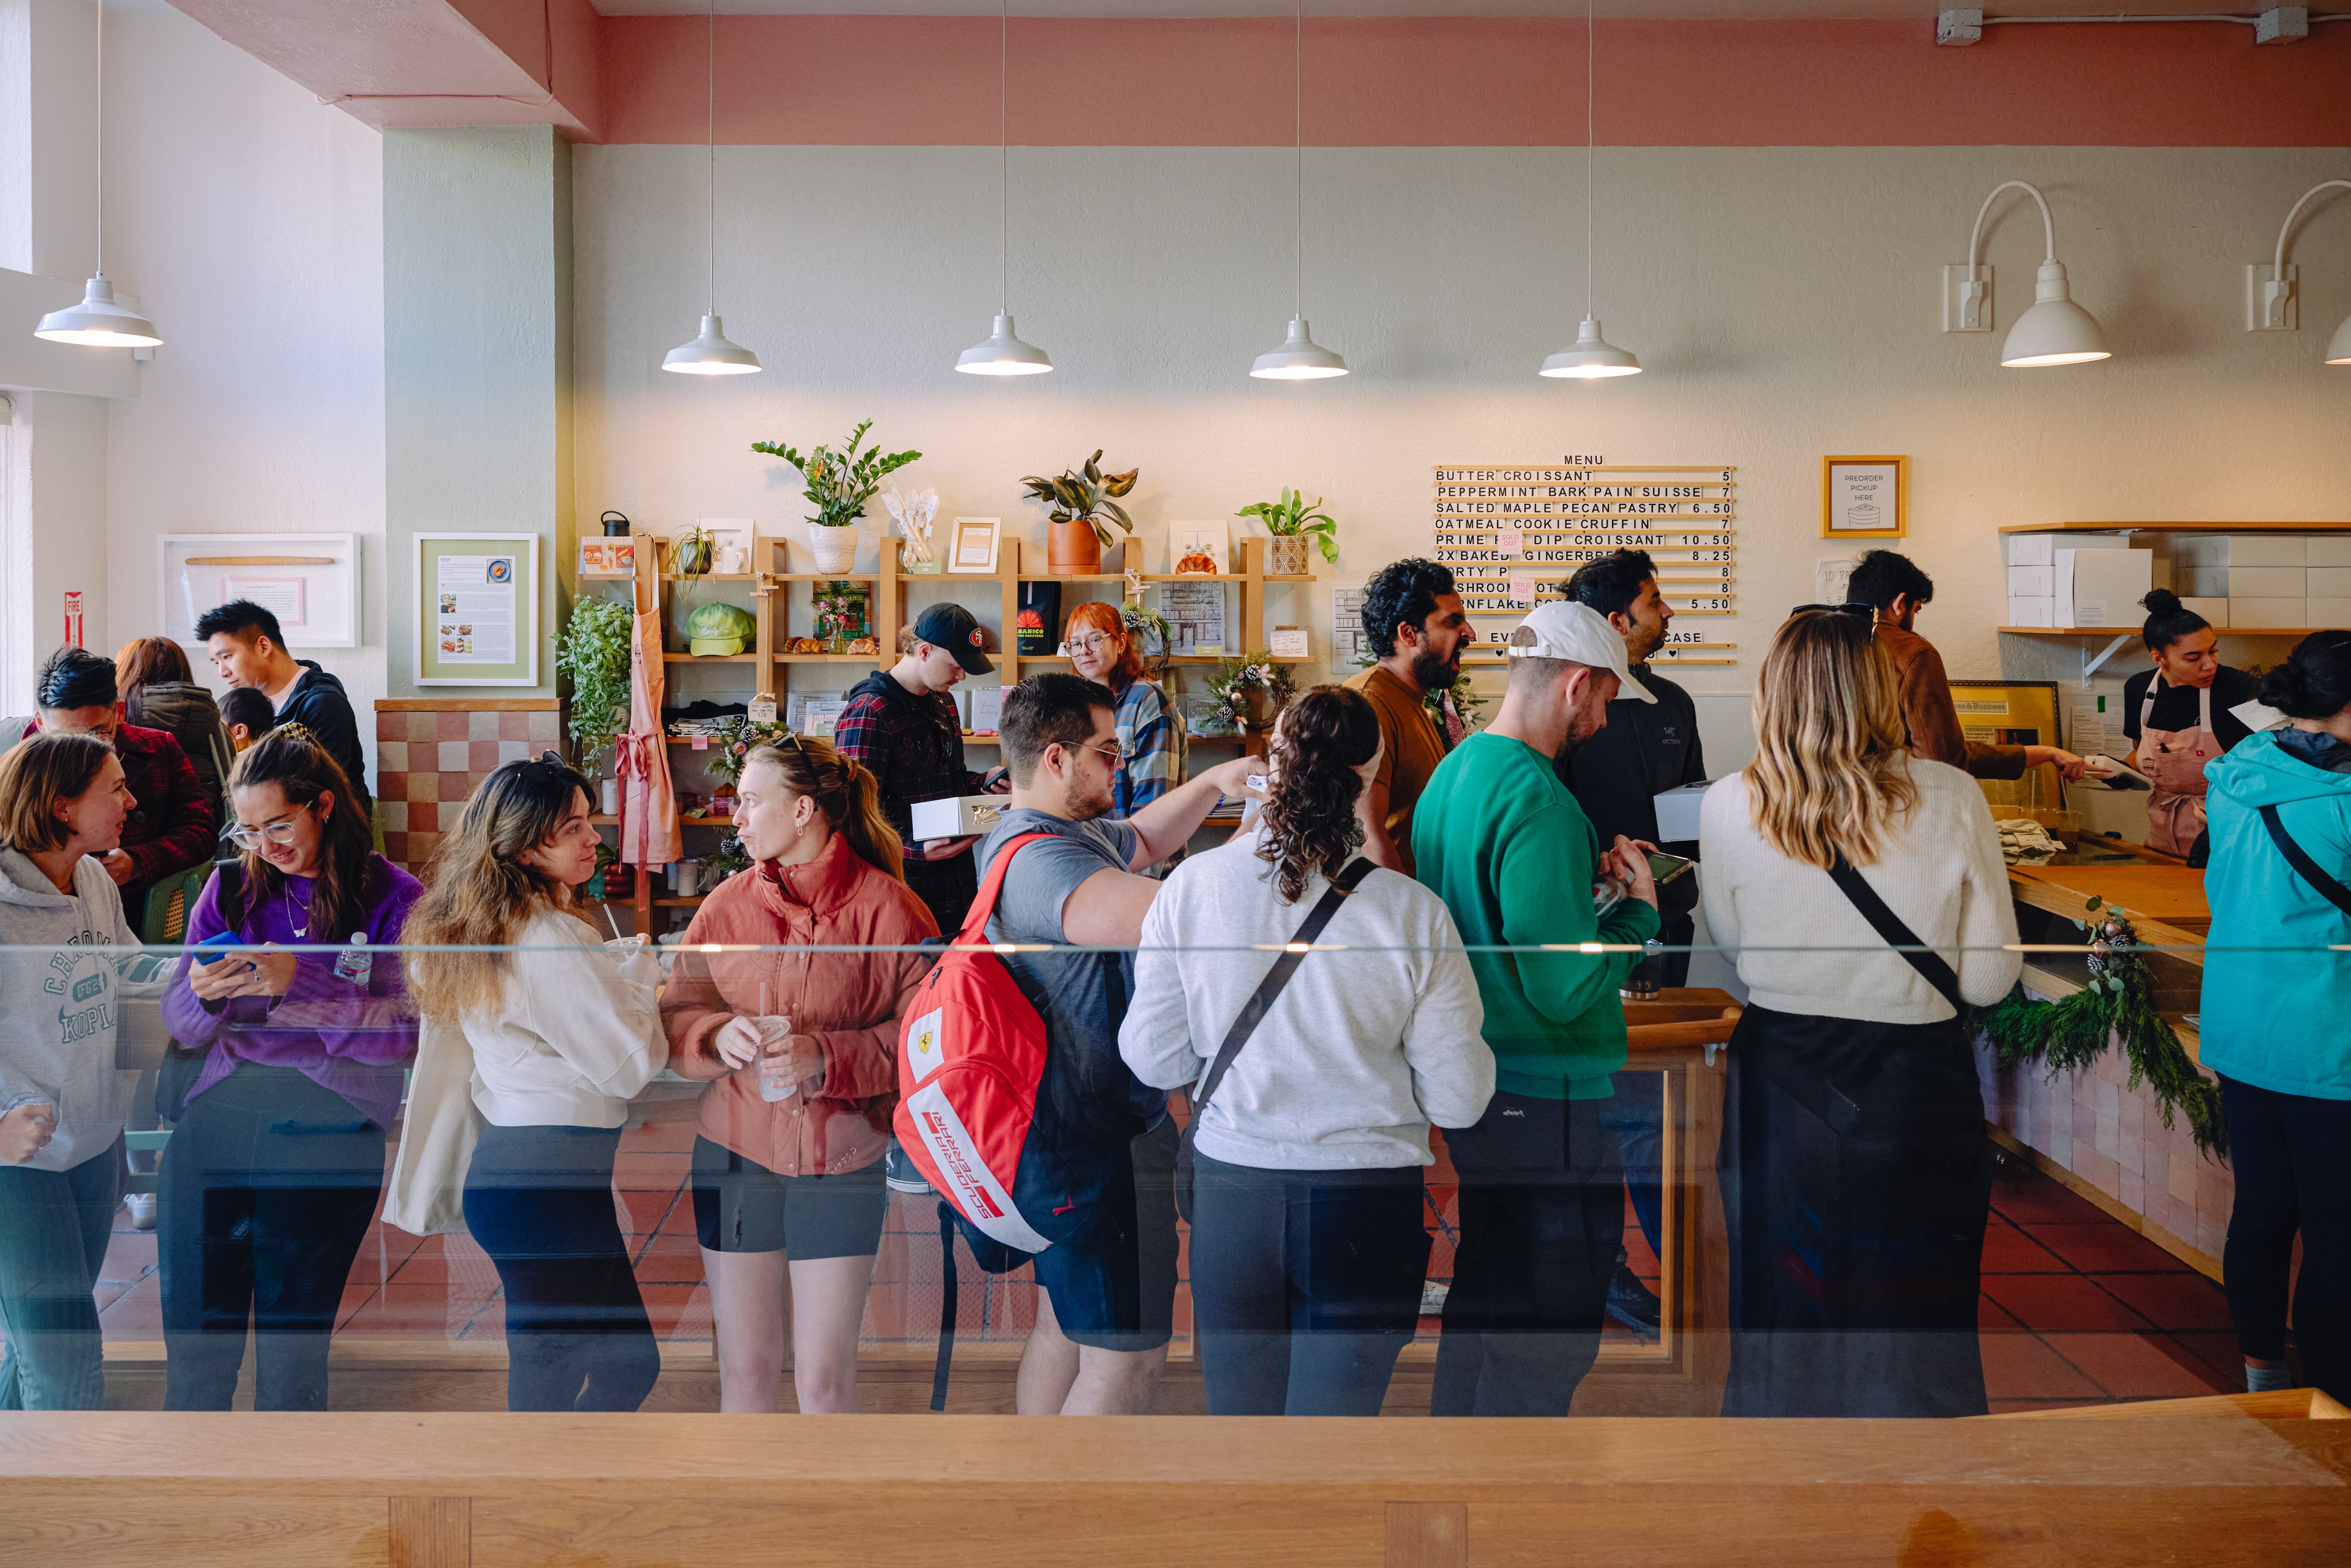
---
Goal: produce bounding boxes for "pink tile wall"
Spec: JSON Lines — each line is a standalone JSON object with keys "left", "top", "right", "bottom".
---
{"left": 374, "top": 705, "right": 562, "bottom": 873}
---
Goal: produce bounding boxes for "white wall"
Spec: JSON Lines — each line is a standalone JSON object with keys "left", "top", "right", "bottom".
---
{"left": 100, "top": 0, "right": 385, "bottom": 770}
{"left": 574, "top": 143, "right": 2351, "bottom": 762}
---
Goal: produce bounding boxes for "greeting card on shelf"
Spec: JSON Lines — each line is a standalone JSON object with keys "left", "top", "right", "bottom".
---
{"left": 1169, "top": 521, "right": 1230, "bottom": 576}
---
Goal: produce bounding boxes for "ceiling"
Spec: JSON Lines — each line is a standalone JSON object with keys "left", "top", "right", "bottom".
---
{"left": 589, "top": 1, "right": 2275, "bottom": 17}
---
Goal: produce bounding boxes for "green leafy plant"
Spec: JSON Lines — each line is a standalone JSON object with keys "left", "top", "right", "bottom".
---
{"left": 701, "top": 835, "right": 752, "bottom": 885}
{"left": 753, "top": 419, "right": 921, "bottom": 530}
{"left": 1235, "top": 487, "right": 1339, "bottom": 564}
{"left": 673, "top": 523, "right": 716, "bottom": 578}
{"left": 1021, "top": 451, "right": 1139, "bottom": 549}
{"left": 555, "top": 597, "right": 636, "bottom": 774}
{"left": 1205, "top": 653, "right": 1296, "bottom": 731}
{"left": 1981, "top": 895, "right": 2225, "bottom": 1155}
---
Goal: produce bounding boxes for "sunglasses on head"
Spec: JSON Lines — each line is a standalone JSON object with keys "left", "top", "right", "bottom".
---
{"left": 1791, "top": 602, "right": 1878, "bottom": 619}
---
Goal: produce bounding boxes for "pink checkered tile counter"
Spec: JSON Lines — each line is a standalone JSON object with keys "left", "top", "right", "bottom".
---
{"left": 375, "top": 701, "right": 562, "bottom": 872}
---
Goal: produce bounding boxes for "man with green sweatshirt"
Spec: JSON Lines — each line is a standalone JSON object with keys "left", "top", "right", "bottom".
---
{"left": 1413, "top": 600, "right": 1661, "bottom": 1416}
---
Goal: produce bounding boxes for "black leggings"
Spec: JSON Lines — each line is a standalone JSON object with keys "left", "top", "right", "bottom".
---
{"left": 1187, "top": 1155, "right": 1430, "bottom": 1417}
{"left": 463, "top": 1122, "right": 659, "bottom": 1413}
{"left": 2219, "top": 1075, "right": 2351, "bottom": 1400}
{"left": 159, "top": 1065, "right": 384, "bottom": 1412}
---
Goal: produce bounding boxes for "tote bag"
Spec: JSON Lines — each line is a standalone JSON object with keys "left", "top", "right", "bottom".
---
{"left": 383, "top": 1017, "right": 484, "bottom": 1236}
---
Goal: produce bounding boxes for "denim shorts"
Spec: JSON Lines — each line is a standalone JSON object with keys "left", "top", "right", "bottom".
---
{"left": 690, "top": 1137, "right": 888, "bottom": 1259}
{"left": 1031, "top": 1117, "right": 1179, "bottom": 1352}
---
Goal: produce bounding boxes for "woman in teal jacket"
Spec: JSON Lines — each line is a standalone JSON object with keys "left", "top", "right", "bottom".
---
{"left": 2200, "top": 630, "right": 2351, "bottom": 1404}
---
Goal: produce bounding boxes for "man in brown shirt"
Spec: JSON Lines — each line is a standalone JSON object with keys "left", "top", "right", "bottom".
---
{"left": 1848, "top": 550, "right": 2085, "bottom": 781}
{"left": 1343, "top": 558, "right": 1472, "bottom": 873}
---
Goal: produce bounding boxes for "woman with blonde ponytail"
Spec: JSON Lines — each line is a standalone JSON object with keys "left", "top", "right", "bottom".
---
{"left": 1698, "top": 609, "right": 2019, "bottom": 1419}
{"left": 661, "top": 733, "right": 939, "bottom": 1412}
{"left": 405, "top": 754, "right": 667, "bottom": 1412}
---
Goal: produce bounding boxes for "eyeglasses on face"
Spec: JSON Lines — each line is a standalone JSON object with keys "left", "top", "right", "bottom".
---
{"left": 1068, "top": 634, "right": 1120, "bottom": 655}
{"left": 225, "top": 802, "right": 315, "bottom": 850}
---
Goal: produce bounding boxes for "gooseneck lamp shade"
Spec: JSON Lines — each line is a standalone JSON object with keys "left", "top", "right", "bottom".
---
{"left": 1540, "top": 317, "right": 1642, "bottom": 379}
{"left": 1250, "top": 318, "right": 1348, "bottom": 380}
{"left": 956, "top": 313, "right": 1052, "bottom": 375}
{"left": 2000, "top": 260, "right": 2110, "bottom": 368}
{"left": 2329, "top": 312, "right": 2351, "bottom": 366}
{"left": 34, "top": 274, "right": 161, "bottom": 348}
{"left": 662, "top": 313, "right": 760, "bottom": 375}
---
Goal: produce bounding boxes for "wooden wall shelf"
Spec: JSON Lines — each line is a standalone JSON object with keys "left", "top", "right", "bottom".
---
{"left": 2000, "top": 626, "right": 2325, "bottom": 637}
{"left": 2001, "top": 520, "right": 2351, "bottom": 535}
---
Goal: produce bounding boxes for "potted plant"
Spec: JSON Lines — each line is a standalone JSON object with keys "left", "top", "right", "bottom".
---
{"left": 554, "top": 596, "right": 636, "bottom": 812}
{"left": 1205, "top": 652, "right": 1296, "bottom": 734}
{"left": 1235, "top": 487, "right": 1337, "bottom": 576}
{"left": 1021, "top": 451, "right": 1138, "bottom": 576}
{"left": 672, "top": 523, "right": 716, "bottom": 579}
{"left": 752, "top": 419, "right": 921, "bottom": 574}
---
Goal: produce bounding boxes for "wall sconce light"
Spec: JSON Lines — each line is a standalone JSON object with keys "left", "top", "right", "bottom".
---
{"left": 1941, "top": 180, "right": 2109, "bottom": 367}
{"left": 2245, "top": 179, "right": 2351, "bottom": 364}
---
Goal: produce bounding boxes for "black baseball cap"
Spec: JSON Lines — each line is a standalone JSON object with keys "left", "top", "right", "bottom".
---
{"left": 912, "top": 602, "right": 995, "bottom": 675}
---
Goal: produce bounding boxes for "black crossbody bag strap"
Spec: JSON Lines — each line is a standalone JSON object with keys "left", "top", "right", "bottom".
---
{"left": 1824, "top": 851, "right": 1965, "bottom": 1015}
{"left": 2259, "top": 803, "right": 2351, "bottom": 918}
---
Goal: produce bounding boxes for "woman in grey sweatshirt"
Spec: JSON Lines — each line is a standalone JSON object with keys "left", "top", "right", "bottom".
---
{"left": 0, "top": 733, "right": 148, "bottom": 1411}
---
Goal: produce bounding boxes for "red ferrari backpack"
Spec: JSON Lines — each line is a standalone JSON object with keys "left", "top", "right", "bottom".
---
{"left": 893, "top": 833, "right": 1073, "bottom": 1259}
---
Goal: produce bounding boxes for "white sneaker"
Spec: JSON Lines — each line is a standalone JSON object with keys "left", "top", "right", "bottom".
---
{"left": 126, "top": 1192, "right": 156, "bottom": 1231}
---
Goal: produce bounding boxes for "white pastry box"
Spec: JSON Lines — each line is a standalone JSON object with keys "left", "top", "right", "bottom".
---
{"left": 910, "top": 795, "right": 1008, "bottom": 839}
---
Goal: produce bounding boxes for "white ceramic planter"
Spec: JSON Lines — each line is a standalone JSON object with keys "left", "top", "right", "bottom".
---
{"left": 807, "top": 523, "right": 859, "bottom": 572}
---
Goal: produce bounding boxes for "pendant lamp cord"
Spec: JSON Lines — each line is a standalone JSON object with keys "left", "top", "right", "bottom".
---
{"left": 706, "top": 0, "right": 716, "bottom": 315}
{"left": 1000, "top": 0, "right": 1010, "bottom": 315}
{"left": 1584, "top": 0, "right": 1594, "bottom": 320}
{"left": 1294, "top": 0, "right": 1303, "bottom": 320}
{"left": 95, "top": 0, "right": 105, "bottom": 277}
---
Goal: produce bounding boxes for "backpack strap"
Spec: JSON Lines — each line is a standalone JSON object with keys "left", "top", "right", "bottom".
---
{"left": 1824, "top": 850, "right": 1965, "bottom": 1015}
{"left": 2259, "top": 803, "right": 2351, "bottom": 918}
{"left": 952, "top": 831, "right": 1057, "bottom": 945}
{"left": 1191, "top": 858, "right": 1377, "bottom": 1117}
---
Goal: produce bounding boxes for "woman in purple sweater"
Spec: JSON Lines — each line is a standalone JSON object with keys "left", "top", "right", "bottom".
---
{"left": 158, "top": 728, "right": 420, "bottom": 1411}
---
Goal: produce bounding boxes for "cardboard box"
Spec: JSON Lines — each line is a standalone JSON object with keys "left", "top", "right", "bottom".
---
{"left": 2229, "top": 566, "right": 2306, "bottom": 598}
{"left": 2304, "top": 537, "right": 2351, "bottom": 567}
{"left": 2055, "top": 547, "right": 2151, "bottom": 628}
{"left": 2007, "top": 597, "right": 2056, "bottom": 627}
{"left": 2306, "top": 566, "right": 2351, "bottom": 598}
{"left": 2005, "top": 535, "right": 2055, "bottom": 566}
{"left": 2178, "top": 566, "right": 2230, "bottom": 599}
{"left": 2225, "top": 535, "right": 2306, "bottom": 566}
{"left": 2174, "top": 534, "right": 2230, "bottom": 566}
{"left": 2180, "top": 596, "right": 2229, "bottom": 628}
{"left": 1654, "top": 781, "right": 1712, "bottom": 842}
{"left": 910, "top": 795, "right": 1008, "bottom": 840}
{"left": 2007, "top": 565, "right": 2053, "bottom": 596}
{"left": 2230, "top": 598, "right": 2307, "bottom": 628}
{"left": 2304, "top": 597, "right": 2351, "bottom": 626}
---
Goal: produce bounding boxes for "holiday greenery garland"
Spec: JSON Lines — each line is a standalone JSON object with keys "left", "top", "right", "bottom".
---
{"left": 1979, "top": 894, "right": 2226, "bottom": 1156}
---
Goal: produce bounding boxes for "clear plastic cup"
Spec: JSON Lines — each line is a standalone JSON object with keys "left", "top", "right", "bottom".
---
{"left": 755, "top": 1016, "right": 798, "bottom": 1102}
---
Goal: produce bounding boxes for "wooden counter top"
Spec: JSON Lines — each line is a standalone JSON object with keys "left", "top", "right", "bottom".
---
{"left": 2007, "top": 860, "right": 2210, "bottom": 958}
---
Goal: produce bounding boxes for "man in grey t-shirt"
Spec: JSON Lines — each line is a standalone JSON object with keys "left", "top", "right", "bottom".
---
{"left": 977, "top": 673, "right": 1255, "bottom": 1416}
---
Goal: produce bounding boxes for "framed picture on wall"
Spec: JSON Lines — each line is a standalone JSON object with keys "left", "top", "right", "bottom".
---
{"left": 158, "top": 533, "right": 360, "bottom": 648}
{"left": 1169, "top": 521, "right": 1230, "bottom": 576}
{"left": 414, "top": 533, "right": 540, "bottom": 687}
{"left": 1948, "top": 678, "right": 2064, "bottom": 816}
{"left": 1821, "top": 456, "right": 1908, "bottom": 538}
{"left": 947, "top": 517, "right": 1002, "bottom": 575}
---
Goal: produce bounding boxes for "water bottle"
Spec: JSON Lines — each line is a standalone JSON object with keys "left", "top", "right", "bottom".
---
{"left": 332, "top": 933, "right": 372, "bottom": 988}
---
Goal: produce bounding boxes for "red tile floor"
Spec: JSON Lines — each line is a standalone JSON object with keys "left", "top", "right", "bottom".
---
{"left": 73, "top": 1126, "right": 2243, "bottom": 1410}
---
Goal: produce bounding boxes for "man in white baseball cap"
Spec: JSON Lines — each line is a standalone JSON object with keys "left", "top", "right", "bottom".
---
{"left": 1408, "top": 597, "right": 1662, "bottom": 1417}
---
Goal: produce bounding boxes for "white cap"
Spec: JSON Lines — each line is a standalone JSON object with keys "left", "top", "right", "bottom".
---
{"left": 1502, "top": 601, "right": 1655, "bottom": 703}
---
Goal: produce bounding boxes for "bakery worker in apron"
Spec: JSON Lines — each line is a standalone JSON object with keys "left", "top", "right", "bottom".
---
{"left": 2122, "top": 590, "right": 2260, "bottom": 859}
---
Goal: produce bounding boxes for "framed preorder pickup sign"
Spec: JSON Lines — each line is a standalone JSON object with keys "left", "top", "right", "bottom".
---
{"left": 414, "top": 533, "right": 540, "bottom": 686}
{"left": 1821, "top": 456, "right": 1908, "bottom": 538}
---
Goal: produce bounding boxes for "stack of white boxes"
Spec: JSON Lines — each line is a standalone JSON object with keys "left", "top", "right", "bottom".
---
{"left": 2173, "top": 535, "right": 2351, "bottom": 630}
{"left": 2006, "top": 535, "right": 2149, "bottom": 628}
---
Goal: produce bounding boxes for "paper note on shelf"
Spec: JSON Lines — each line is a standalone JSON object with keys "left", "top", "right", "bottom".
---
{"left": 1267, "top": 626, "right": 1309, "bottom": 659}
{"left": 967, "top": 687, "right": 1004, "bottom": 735}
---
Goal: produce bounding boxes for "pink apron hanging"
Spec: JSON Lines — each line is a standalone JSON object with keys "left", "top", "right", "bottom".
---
{"left": 2140, "top": 675, "right": 2218, "bottom": 859}
{"left": 617, "top": 572, "right": 681, "bottom": 871}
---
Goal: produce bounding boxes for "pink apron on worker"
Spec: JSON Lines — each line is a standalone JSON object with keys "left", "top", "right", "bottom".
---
{"left": 617, "top": 575, "right": 681, "bottom": 870}
{"left": 2140, "top": 675, "right": 2218, "bottom": 859}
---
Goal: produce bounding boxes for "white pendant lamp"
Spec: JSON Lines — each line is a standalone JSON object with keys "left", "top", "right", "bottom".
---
{"left": 1251, "top": 0, "right": 1346, "bottom": 380}
{"left": 2257, "top": 181, "right": 2351, "bottom": 366}
{"left": 1540, "top": 0, "right": 1638, "bottom": 380}
{"left": 2328, "top": 312, "right": 2351, "bottom": 367}
{"left": 664, "top": 0, "right": 759, "bottom": 375}
{"left": 958, "top": 0, "right": 1051, "bottom": 375}
{"left": 34, "top": 1, "right": 160, "bottom": 350}
{"left": 1949, "top": 180, "right": 2109, "bottom": 368}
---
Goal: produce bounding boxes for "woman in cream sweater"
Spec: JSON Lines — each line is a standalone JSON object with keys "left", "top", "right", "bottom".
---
{"left": 406, "top": 755, "right": 666, "bottom": 1412}
{"left": 1699, "top": 609, "right": 2019, "bottom": 1419}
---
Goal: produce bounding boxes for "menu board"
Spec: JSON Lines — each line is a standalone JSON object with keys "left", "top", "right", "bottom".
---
{"left": 1434, "top": 459, "right": 1739, "bottom": 666}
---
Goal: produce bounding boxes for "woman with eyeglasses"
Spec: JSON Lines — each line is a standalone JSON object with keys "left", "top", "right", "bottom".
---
{"left": 1065, "top": 601, "right": 1187, "bottom": 827}
{"left": 661, "top": 733, "right": 937, "bottom": 1413}
{"left": 405, "top": 754, "right": 667, "bottom": 1412}
{"left": 157, "top": 729, "right": 422, "bottom": 1411}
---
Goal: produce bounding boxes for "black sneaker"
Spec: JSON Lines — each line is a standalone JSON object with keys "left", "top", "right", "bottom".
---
{"left": 1606, "top": 1262, "right": 1661, "bottom": 1340}
{"left": 883, "top": 1140, "right": 933, "bottom": 1196}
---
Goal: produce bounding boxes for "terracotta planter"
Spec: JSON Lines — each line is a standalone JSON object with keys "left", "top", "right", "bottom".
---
{"left": 807, "top": 523, "right": 859, "bottom": 572}
{"left": 1266, "top": 535, "right": 1310, "bottom": 575}
{"left": 1048, "top": 517, "right": 1103, "bottom": 576}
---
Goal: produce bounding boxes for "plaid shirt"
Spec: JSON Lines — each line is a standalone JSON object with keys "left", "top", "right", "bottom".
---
{"left": 833, "top": 672, "right": 989, "bottom": 933}
{"left": 1111, "top": 676, "right": 1184, "bottom": 818}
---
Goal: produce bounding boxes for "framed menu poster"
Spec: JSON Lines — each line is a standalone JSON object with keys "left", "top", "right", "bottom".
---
{"left": 1821, "top": 456, "right": 1907, "bottom": 539}
{"left": 415, "top": 533, "right": 540, "bottom": 686}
